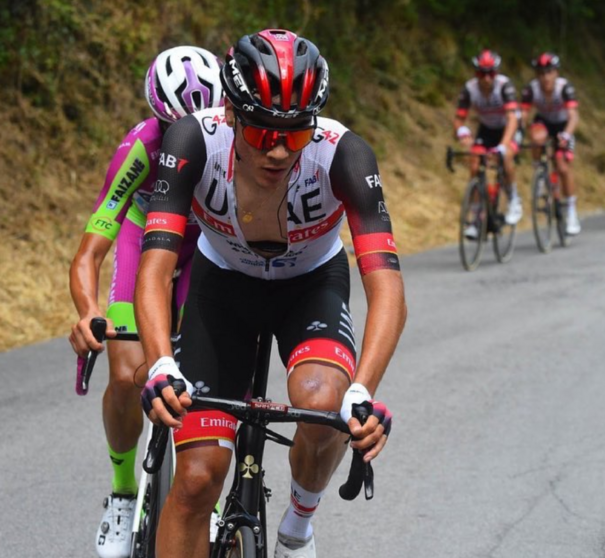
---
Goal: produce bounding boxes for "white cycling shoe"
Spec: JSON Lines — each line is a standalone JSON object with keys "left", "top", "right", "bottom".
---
{"left": 505, "top": 197, "right": 523, "bottom": 225}
{"left": 566, "top": 210, "right": 581, "bottom": 235}
{"left": 464, "top": 224, "right": 479, "bottom": 240}
{"left": 274, "top": 533, "right": 316, "bottom": 558}
{"left": 96, "top": 494, "right": 137, "bottom": 558}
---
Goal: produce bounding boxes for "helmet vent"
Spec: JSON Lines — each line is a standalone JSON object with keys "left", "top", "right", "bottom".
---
{"left": 251, "top": 35, "right": 272, "bottom": 55}
{"left": 296, "top": 42, "right": 308, "bottom": 56}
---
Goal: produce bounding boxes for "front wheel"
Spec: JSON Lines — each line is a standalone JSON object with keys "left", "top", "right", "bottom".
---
{"left": 492, "top": 186, "right": 516, "bottom": 263}
{"left": 531, "top": 168, "right": 553, "bottom": 253}
{"left": 131, "top": 432, "right": 174, "bottom": 558}
{"left": 459, "top": 178, "right": 487, "bottom": 271}
{"left": 555, "top": 199, "right": 571, "bottom": 247}
{"left": 224, "top": 526, "right": 257, "bottom": 558}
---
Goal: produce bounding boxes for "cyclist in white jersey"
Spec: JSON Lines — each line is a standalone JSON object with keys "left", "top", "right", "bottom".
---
{"left": 521, "top": 52, "right": 581, "bottom": 235}
{"left": 69, "top": 46, "right": 223, "bottom": 558}
{"left": 453, "top": 49, "right": 522, "bottom": 238}
{"left": 134, "top": 28, "right": 406, "bottom": 558}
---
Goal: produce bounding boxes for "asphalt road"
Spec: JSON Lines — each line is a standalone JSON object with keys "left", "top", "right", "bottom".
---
{"left": 1, "top": 213, "right": 604, "bottom": 558}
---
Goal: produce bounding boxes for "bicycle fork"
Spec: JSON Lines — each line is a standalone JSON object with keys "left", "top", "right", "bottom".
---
{"left": 213, "top": 423, "right": 269, "bottom": 557}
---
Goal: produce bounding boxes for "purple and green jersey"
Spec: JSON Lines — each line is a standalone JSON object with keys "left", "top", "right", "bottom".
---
{"left": 85, "top": 118, "right": 198, "bottom": 332}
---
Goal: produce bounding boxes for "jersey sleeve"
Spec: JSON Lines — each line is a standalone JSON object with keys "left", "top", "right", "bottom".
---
{"left": 456, "top": 85, "right": 471, "bottom": 119}
{"left": 329, "top": 132, "right": 400, "bottom": 276}
{"left": 562, "top": 81, "right": 579, "bottom": 109}
{"left": 520, "top": 83, "right": 533, "bottom": 111}
{"left": 142, "top": 115, "right": 206, "bottom": 253}
{"left": 85, "top": 135, "right": 151, "bottom": 240}
{"left": 501, "top": 80, "right": 518, "bottom": 111}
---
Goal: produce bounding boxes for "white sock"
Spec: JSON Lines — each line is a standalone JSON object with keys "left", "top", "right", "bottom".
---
{"left": 509, "top": 183, "right": 519, "bottom": 200}
{"left": 278, "top": 478, "right": 324, "bottom": 543}
{"left": 567, "top": 195, "right": 577, "bottom": 209}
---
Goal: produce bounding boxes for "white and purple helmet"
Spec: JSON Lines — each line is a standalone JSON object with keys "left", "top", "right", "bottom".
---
{"left": 145, "top": 46, "right": 224, "bottom": 122}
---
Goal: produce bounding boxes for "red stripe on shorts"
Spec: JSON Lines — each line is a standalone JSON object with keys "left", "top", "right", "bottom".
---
{"left": 287, "top": 338, "right": 355, "bottom": 380}
{"left": 173, "top": 410, "right": 237, "bottom": 451}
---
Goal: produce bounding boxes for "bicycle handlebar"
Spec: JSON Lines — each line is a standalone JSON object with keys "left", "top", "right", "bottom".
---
{"left": 75, "top": 317, "right": 140, "bottom": 396}
{"left": 446, "top": 146, "right": 504, "bottom": 173}
{"left": 76, "top": 318, "right": 375, "bottom": 500}
{"left": 188, "top": 394, "right": 375, "bottom": 501}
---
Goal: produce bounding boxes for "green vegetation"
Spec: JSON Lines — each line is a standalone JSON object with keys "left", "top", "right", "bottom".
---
{"left": 1, "top": 0, "right": 604, "bottom": 350}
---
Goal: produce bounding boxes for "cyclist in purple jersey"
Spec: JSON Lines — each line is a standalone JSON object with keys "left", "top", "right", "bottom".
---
{"left": 521, "top": 52, "right": 581, "bottom": 235}
{"left": 454, "top": 50, "right": 523, "bottom": 238}
{"left": 68, "top": 45, "right": 223, "bottom": 558}
{"left": 134, "top": 29, "right": 406, "bottom": 558}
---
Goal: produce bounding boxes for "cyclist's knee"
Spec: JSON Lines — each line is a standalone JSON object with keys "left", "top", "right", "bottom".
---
{"left": 171, "top": 454, "right": 227, "bottom": 515}
{"left": 288, "top": 364, "right": 348, "bottom": 412}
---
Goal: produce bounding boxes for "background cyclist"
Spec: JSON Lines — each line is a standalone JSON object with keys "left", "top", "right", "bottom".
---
{"left": 68, "top": 46, "right": 223, "bottom": 558}
{"left": 453, "top": 49, "right": 522, "bottom": 238}
{"left": 134, "top": 28, "right": 406, "bottom": 558}
{"left": 521, "top": 52, "right": 581, "bottom": 235}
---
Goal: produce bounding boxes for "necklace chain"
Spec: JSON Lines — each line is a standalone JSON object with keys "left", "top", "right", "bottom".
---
{"left": 237, "top": 182, "right": 284, "bottom": 224}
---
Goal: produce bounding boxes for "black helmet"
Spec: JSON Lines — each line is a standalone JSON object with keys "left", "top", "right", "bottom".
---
{"left": 220, "top": 29, "right": 329, "bottom": 120}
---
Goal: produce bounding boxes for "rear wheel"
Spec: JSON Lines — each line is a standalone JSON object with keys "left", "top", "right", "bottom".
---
{"left": 459, "top": 178, "right": 487, "bottom": 271}
{"left": 531, "top": 168, "right": 553, "bottom": 253}
{"left": 492, "top": 186, "right": 516, "bottom": 263}
{"left": 130, "top": 435, "right": 173, "bottom": 558}
{"left": 224, "top": 526, "right": 257, "bottom": 558}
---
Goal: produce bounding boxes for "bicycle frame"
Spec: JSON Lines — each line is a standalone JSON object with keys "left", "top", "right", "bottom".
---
{"left": 81, "top": 321, "right": 371, "bottom": 558}
{"left": 447, "top": 146, "right": 516, "bottom": 270}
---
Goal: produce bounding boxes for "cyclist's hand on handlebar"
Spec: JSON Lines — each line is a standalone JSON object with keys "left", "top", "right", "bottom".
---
{"left": 69, "top": 314, "right": 116, "bottom": 357}
{"left": 340, "top": 383, "right": 393, "bottom": 462}
{"left": 557, "top": 131, "right": 571, "bottom": 149}
{"left": 142, "top": 357, "right": 193, "bottom": 428}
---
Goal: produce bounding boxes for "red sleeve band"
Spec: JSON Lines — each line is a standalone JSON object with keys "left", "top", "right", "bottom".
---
{"left": 353, "top": 232, "right": 398, "bottom": 258}
{"left": 144, "top": 212, "right": 187, "bottom": 237}
{"left": 353, "top": 233, "right": 400, "bottom": 276}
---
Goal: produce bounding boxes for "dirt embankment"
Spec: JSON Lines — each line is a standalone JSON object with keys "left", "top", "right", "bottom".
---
{"left": 1, "top": 76, "right": 604, "bottom": 352}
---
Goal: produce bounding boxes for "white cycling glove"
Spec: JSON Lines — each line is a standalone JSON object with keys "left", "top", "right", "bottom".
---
{"left": 142, "top": 356, "right": 193, "bottom": 417}
{"left": 558, "top": 131, "right": 571, "bottom": 143}
{"left": 340, "top": 383, "right": 372, "bottom": 425}
{"left": 456, "top": 125, "right": 472, "bottom": 139}
{"left": 495, "top": 143, "right": 507, "bottom": 156}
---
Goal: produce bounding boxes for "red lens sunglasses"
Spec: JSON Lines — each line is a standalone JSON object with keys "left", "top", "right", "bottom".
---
{"left": 235, "top": 112, "right": 317, "bottom": 152}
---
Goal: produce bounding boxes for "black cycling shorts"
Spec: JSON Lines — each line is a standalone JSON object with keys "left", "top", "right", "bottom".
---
{"left": 176, "top": 247, "right": 356, "bottom": 402}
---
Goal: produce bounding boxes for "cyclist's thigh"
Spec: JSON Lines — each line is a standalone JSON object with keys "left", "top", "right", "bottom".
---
{"left": 177, "top": 249, "right": 265, "bottom": 399}
{"left": 475, "top": 124, "right": 502, "bottom": 149}
{"left": 273, "top": 249, "right": 356, "bottom": 386}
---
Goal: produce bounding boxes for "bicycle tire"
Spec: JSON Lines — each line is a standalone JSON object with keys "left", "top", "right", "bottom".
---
{"left": 459, "top": 177, "right": 487, "bottom": 271}
{"left": 531, "top": 168, "right": 553, "bottom": 253}
{"left": 223, "top": 526, "right": 257, "bottom": 558}
{"left": 131, "top": 434, "right": 174, "bottom": 558}
{"left": 555, "top": 199, "right": 571, "bottom": 247}
{"left": 492, "top": 186, "right": 516, "bottom": 263}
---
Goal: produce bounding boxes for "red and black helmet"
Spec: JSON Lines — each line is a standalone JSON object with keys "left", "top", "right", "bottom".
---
{"left": 220, "top": 29, "right": 329, "bottom": 120}
{"left": 532, "top": 52, "right": 561, "bottom": 70}
{"left": 472, "top": 49, "right": 502, "bottom": 72}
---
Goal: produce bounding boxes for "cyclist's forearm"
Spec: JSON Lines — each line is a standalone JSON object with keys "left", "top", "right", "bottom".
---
{"left": 501, "top": 111, "right": 518, "bottom": 145}
{"left": 134, "top": 250, "right": 178, "bottom": 364}
{"left": 355, "top": 269, "right": 406, "bottom": 395}
{"left": 564, "top": 108, "right": 579, "bottom": 135}
{"left": 69, "top": 235, "right": 111, "bottom": 318}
